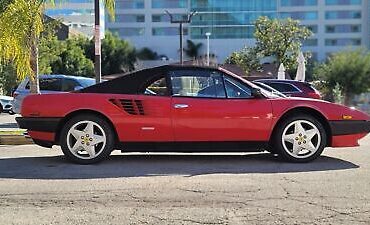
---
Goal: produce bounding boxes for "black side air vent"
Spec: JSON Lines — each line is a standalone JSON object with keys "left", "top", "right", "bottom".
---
{"left": 109, "top": 99, "right": 145, "bottom": 115}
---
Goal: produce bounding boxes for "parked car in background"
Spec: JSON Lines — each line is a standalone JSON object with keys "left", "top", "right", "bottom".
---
{"left": 252, "top": 81, "right": 286, "bottom": 98}
{"left": 0, "top": 95, "right": 13, "bottom": 114}
{"left": 12, "top": 75, "right": 96, "bottom": 114}
{"left": 255, "top": 79, "right": 321, "bottom": 99}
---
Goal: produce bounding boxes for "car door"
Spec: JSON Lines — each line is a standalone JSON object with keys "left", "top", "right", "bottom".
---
{"left": 113, "top": 75, "right": 174, "bottom": 142}
{"left": 170, "top": 69, "right": 273, "bottom": 142}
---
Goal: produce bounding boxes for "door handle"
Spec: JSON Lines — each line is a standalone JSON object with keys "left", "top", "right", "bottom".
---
{"left": 174, "top": 104, "right": 189, "bottom": 109}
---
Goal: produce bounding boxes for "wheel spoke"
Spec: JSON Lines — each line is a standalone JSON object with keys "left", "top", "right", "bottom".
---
{"left": 305, "top": 141, "right": 316, "bottom": 152}
{"left": 71, "top": 141, "right": 82, "bottom": 153}
{"left": 292, "top": 141, "right": 301, "bottom": 155}
{"left": 85, "top": 145, "right": 96, "bottom": 158}
{"left": 84, "top": 122, "right": 94, "bottom": 136}
{"left": 70, "top": 129, "right": 85, "bottom": 140}
{"left": 305, "top": 129, "right": 318, "bottom": 140}
{"left": 91, "top": 134, "right": 105, "bottom": 146}
{"left": 283, "top": 133, "right": 296, "bottom": 144}
{"left": 294, "top": 122, "right": 305, "bottom": 134}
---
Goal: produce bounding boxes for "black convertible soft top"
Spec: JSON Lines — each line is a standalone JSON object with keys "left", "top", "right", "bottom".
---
{"left": 79, "top": 65, "right": 219, "bottom": 94}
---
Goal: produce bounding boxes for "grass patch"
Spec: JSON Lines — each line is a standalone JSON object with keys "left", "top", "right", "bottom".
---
{"left": 0, "top": 130, "right": 26, "bottom": 136}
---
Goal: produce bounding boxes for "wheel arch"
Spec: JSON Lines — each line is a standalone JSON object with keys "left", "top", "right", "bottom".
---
{"left": 271, "top": 107, "right": 332, "bottom": 147}
{"left": 55, "top": 109, "right": 118, "bottom": 144}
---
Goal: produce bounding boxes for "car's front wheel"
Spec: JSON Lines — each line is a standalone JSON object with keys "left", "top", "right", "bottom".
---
{"left": 272, "top": 114, "right": 327, "bottom": 162}
{"left": 60, "top": 114, "right": 115, "bottom": 164}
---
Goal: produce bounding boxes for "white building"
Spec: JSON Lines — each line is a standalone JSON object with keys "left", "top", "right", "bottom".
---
{"left": 106, "top": 0, "right": 370, "bottom": 61}
{"left": 45, "top": 0, "right": 95, "bottom": 37}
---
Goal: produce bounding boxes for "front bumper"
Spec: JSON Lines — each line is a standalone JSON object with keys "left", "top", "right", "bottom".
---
{"left": 329, "top": 120, "right": 370, "bottom": 136}
{"left": 15, "top": 117, "right": 62, "bottom": 132}
{"left": 329, "top": 120, "right": 370, "bottom": 147}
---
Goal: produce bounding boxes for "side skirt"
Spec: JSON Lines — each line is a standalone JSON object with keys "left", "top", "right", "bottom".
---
{"left": 117, "top": 141, "right": 269, "bottom": 153}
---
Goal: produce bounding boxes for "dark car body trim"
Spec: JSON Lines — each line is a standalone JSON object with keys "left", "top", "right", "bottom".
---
{"left": 329, "top": 120, "right": 370, "bottom": 136}
{"left": 117, "top": 141, "right": 269, "bottom": 152}
{"left": 16, "top": 117, "right": 62, "bottom": 132}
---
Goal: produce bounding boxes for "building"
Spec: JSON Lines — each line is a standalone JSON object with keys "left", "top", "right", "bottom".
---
{"left": 106, "top": 0, "right": 370, "bottom": 61}
{"left": 44, "top": 0, "right": 95, "bottom": 37}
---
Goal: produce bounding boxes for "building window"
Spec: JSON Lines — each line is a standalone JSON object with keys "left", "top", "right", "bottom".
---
{"left": 325, "top": 38, "right": 361, "bottom": 46}
{"left": 116, "top": 0, "right": 144, "bottom": 9}
{"left": 325, "top": 11, "right": 361, "bottom": 19}
{"left": 305, "top": 25, "right": 318, "bottom": 33}
{"left": 303, "top": 39, "right": 318, "bottom": 46}
{"left": 116, "top": 14, "right": 145, "bottom": 23}
{"left": 152, "top": 14, "right": 188, "bottom": 22}
{"left": 190, "top": 0, "right": 277, "bottom": 12}
{"left": 152, "top": 0, "right": 188, "bottom": 8}
{"left": 281, "top": 0, "right": 317, "bottom": 6}
{"left": 191, "top": 12, "right": 276, "bottom": 26}
{"left": 152, "top": 27, "right": 188, "bottom": 36}
{"left": 109, "top": 28, "right": 145, "bottom": 36}
{"left": 191, "top": 26, "right": 254, "bottom": 39}
{"left": 325, "top": 24, "right": 361, "bottom": 33}
{"left": 280, "top": 11, "right": 318, "bottom": 20}
{"left": 325, "top": 0, "right": 362, "bottom": 5}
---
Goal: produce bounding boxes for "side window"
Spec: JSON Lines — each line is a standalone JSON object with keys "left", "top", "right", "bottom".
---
{"left": 142, "top": 76, "right": 168, "bottom": 96}
{"left": 39, "top": 78, "right": 62, "bottom": 91}
{"left": 268, "top": 82, "right": 300, "bottom": 93}
{"left": 62, "top": 79, "right": 80, "bottom": 92}
{"left": 224, "top": 76, "right": 252, "bottom": 98}
{"left": 171, "top": 71, "right": 225, "bottom": 98}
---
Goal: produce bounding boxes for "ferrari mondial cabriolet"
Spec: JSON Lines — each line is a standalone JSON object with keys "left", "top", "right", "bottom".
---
{"left": 16, "top": 65, "right": 370, "bottom": 164}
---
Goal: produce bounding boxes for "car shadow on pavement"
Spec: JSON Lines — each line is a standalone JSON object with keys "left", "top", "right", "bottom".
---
{"left": 0, "top": 153, "right": 359, "bottom": 179}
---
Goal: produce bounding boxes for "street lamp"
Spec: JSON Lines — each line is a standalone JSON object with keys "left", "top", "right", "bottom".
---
{"left": 165, "top": 10, "right": 197, "bottom": 65}
{"left": 205, "top": 32, "right": 211, "bottom": 66}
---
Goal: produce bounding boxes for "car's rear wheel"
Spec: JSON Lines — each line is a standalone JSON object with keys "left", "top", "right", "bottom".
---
{"left": 60, "top": 114, "right": 115, "bottom": 164}
{"left": 272, "top": 114, "right": 327, "bottom": 162}
{"left": 0, "top": 104, "right": 3, "bottom": 114}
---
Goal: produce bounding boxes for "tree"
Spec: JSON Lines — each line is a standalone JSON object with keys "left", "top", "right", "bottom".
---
{"left": 314, "top": 49, "right": 370, "bottom": 105}
{"left": 254, "top": 16, "right": 312, "bottom": 70}
{"left": 225, "top": 47, "right": 262, "bottom": 75}
{"left": 79, "top": 32, "right": 137, "bottom": 75}
{"left": 50, "top": 39, "right": 94, "bottom": 77}
{"left": 0, "top": 63, "right": 18, "bottom": 96}
{"left": 0, "top": 0, "right": 115, "bottom": 94}
{"left": 184, "top": 40, "right": 203, "bottom": 59}
{"left": 137, "top": 48, "right": 159, "bottom": 60}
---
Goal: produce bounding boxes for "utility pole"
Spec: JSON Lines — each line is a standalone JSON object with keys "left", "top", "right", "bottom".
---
{"left": 205, "top": 32, "right": 211, "bottom": 66}
{"left": 165, "top": 10, "right": 197, "bottom": 65}
{"left": 94, "top": 0, "right": 101, "bottom": 84}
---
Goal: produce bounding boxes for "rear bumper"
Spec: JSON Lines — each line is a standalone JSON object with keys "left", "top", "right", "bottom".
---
{"left": 16, "top": 117, "right": 62, "bottom": 132}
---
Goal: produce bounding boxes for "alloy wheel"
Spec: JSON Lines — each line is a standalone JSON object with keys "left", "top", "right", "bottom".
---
{"left": 281, "top": 120, "right": 321, "bottom": 159}
{"left": 66, "top": 120, "right": 107, "bottom": 160}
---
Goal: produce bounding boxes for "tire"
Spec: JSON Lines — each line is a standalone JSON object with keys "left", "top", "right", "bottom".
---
{"left": 60, "top": 114, "right": 115, "bottom": 164}
{"left": 272, "top": 114, "right": 327, "bottom": 163}
{"left": 0, "top": 104, "right": 3, "bottom": 114}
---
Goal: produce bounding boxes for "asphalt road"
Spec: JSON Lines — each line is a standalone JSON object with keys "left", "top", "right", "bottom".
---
{"left": 0, "top": 137, "right": 369, "bottom": 224}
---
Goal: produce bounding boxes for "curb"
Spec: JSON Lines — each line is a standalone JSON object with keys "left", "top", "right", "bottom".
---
{"left": 0, "top": 135, "right": 34, "bottom": 145}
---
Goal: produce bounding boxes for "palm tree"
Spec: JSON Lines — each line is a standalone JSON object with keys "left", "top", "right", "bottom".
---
{"left": 184, "top": 40, "right": 203, "bottom": 59}
{"left": 0, "top": 0, "right": 115, "bottom": 94}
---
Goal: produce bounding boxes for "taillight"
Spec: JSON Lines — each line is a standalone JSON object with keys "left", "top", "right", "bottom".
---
{"left": 308, "top": 92, "right": 321, "bottom": 99}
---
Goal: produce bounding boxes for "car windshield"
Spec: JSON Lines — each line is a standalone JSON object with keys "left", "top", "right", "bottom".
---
{"left": 253, "top": 82, "right": 286, "bottom": 98}
{"left": 78, "top": 78, "right": 96, "bottom": 87}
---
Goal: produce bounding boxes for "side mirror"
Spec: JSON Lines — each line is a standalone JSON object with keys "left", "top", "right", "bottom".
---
{"left": 251, "top": 88, "right": 264, "bottom": 98}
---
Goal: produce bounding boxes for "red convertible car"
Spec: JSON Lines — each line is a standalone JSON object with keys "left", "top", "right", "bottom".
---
{"left": 16, "top": 65, "right": 370, "bottom": 164}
